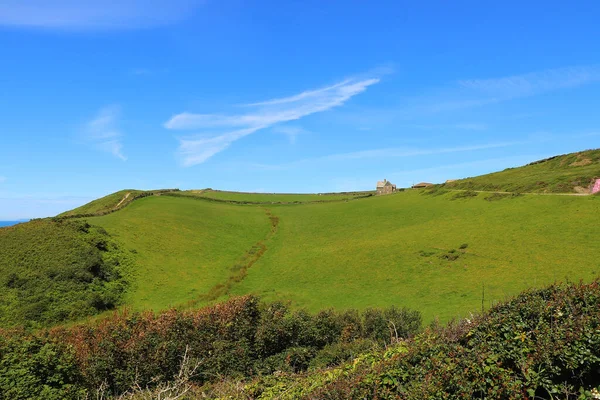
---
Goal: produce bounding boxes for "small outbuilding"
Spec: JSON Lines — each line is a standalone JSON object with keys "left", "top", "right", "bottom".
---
{"left": 412, "top": 182, "right": 434, "bottom": 189}
{"left": 376, "top": 179, "right": 397, "bottom": 195}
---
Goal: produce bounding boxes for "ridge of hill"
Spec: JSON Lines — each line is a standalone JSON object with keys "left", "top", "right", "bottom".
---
{"left": 444, "top": 148, "right": 600, "bottom": 193}
{"left": 57, "top": 189, "right": 180, "bottom": 218}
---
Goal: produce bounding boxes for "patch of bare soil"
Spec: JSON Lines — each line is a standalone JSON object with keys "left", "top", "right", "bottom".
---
{"left": 570, "top": 158, "right": 592, "bottom": 167}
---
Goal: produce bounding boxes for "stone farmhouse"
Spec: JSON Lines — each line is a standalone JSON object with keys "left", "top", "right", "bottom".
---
{"left": 376, "top": 179, "right": 397, "bottom": 195}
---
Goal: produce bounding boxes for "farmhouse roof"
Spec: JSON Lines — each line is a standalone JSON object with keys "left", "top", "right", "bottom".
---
{"left": 413, "top": 182, "right": 434, "bottom": 188}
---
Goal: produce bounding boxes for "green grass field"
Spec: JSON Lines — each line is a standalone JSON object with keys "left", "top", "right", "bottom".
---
{"left": 83, "top": 188, "right": 600, "bottom": 323}
{"left": 89, "top": 196, "right": 271, "bottom": 311}
{"left": 445, "top": 148, "right": 600, "bottom": 193}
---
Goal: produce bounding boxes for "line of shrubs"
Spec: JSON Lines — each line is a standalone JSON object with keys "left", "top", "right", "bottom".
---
{"left": 0, "top": 296, "right": 421, "bottom": 399}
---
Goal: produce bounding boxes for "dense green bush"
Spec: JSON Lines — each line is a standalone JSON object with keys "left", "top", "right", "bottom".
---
{"left": 255, "top": 281, "right": 600, "bottom": 399}
{"left": 0, "top": 296, "right": 422, "bottom": 397}
{"left": 0, "top": 219, "right": 131, "bottom": 328}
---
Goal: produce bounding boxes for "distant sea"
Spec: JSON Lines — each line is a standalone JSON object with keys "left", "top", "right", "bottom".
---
{"left": 0, "top": 220, "right": 28, "bottom": 228}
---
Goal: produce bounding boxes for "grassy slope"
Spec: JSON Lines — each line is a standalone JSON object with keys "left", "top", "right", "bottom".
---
{"left": 444, "top": 148, "right": 600, "bottom": 193}
{"left": 88, "top": 196, "right": 271, "bottom": 311}
{"left": 0, "top": 219, "right": 129, "bottom": 327}
{"left": 231, "top": 190, "right": 600, "bottom": 322}
{"left": 182, "top": 189, "right": 373, "bottom": 203}
{"left": 58, "top": 189, "right": 143, "bottom": 217}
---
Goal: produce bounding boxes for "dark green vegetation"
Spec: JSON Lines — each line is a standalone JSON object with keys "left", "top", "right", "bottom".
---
{"left": 0, "top": 296, "right": 421, "bottom": 399}
{"left": 445, "top": 148, "right": 600, "bottom": 193}
{"left": 2, "top": 282, "right": 599, "bottom": 399}
{"left": 0, "top": 219, "right": 130, "bottom": 328}
{"left": 211, "top": 281, "right": 600, "bottom": 399}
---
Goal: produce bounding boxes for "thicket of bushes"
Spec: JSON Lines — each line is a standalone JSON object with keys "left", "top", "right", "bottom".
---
{"left": 0, "top": 297, "right": 421, "bottom": 399}
{"left": 219, "top": 281, "right": 600, "bottom": 399}
{"left": 0, "top": 219, "right": 130, "bottom": 328}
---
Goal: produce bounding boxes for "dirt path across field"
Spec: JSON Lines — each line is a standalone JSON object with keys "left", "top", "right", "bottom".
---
{"left": 115, "top": 192, "right": 131, "bottom": 208}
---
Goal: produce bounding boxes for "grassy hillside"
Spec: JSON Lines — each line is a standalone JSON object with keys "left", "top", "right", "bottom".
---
{"left": 58, "top": 189, "right": 180, "bottom": 217}
{"left": 444, "top": 148, "right": 600, "bottom": 193}
{"left": 0, "top": 219, "right": 130, "bottom": 328}
{"left": 80, "top": 188, "right": 600, "bottom": 323}
{"left": 58, "top": 189, "right": 144, "bottom": 217}
{"left": 89, "top": 195, "right": 272, "bottom": 311}
{"left": 230, "top": 190, "right": 600, "bottom": 321}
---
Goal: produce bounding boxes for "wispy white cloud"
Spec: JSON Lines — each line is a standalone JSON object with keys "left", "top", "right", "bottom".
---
{"left": 271, "top": 125, "right": 309, "bottom": 144}
{"left": 166, "top": 76, "right": 381, "bottom": 166}
{"left": 247, "top": 141, "right": 521, "bottom": 171}
{"left": 0, "top": 0, "right": 203, "bottom": 30}
{"left": 459, "top": 66, "right": 600, "bottom": 98}
{"left": 0, "top": 176, "right": 6, "bottom": 184}
{"left": 385, "top": 65, "right": 600, "bottom": 119}
{"left": 85, "top": 106, "right": 127, "bottom": 161}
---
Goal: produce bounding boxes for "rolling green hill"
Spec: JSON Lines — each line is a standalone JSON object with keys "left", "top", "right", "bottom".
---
{"left": 3, "top": 149, "right": 600, "bottom": 328}
{"left": 444, "top": 148, "right": 600, "bottom": 193}
{"left": 80, "top": 184, "right": 599, "bottom": 323}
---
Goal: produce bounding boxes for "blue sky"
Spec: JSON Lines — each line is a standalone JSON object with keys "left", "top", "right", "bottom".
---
{"left": 1, "top": 1, "right": 600, "bottom": 219}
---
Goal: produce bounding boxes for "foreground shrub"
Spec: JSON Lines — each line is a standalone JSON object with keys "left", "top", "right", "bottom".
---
{"left": 0, "top": 296, "right": 422, "bottom": 398}
{"left": 302, "top": 281, "right": 600, "bottom": 399}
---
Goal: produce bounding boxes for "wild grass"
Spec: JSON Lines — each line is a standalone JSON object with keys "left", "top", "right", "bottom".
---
{"left": 445, "top": 148, "right": 600, "bottom": 193}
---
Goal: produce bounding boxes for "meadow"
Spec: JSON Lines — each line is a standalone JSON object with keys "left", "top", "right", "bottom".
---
{"left": 84, "top": 188, "right": 600, "bottom": 323}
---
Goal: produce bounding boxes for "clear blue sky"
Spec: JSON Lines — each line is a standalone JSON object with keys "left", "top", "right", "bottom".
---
{"left": 1, "top": 1, "right": 600, "bottom": 219}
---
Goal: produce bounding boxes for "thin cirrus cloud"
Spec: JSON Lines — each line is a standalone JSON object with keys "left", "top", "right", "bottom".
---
{"left": 84, "top": 106, "right": 127, "bottom": 161}
{"left": 166, "top": 77, "right": 381, "bottom": 166}
{"left": 459, "top": 65, "right": 600, "bottom": 97}
{"left": 246, "top": 141, "right": 522, "bottom": 171}
{"left": 0, "top": 0, "right": 203, "bottom": 30}
{"left": 395, "top": 65, "right": 600, "bottom": 118}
